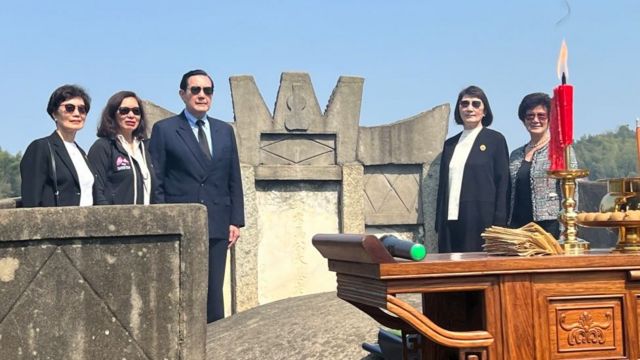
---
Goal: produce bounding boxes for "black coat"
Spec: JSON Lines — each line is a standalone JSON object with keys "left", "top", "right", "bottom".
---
{"left": 435, "top": 127, "right": 511, "bottom": 252}
{"left": 20, "top": 131, "right": 94, "bottom": 207}
{"left": 88, "top": 137, "right": 155, "bottom": 205}
{"left": 148, "top": 112, "right": 245, "bottom": 239}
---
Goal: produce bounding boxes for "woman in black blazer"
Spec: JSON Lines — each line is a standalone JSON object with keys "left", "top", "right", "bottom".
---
{"left": 20, "top": 85, "right": 95, "bottom": 207}
{"left": 435, "top": 86, "right": 510, "bottom": 252}
{"left": 88, "top": 91, "right": 154, "bottom": 205}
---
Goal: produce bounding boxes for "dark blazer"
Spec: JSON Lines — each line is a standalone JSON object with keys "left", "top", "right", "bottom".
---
{"left": 20, "top": 131, "right": 93, "bottom": 207}
{"left": 435, "top": 127, "right": 510, "bottom": 252}
{"left": 148, "top": 112, "right": 244, "bottom": 239}
{"left": 88, "top": 137, "right": 155, "bottom": 205}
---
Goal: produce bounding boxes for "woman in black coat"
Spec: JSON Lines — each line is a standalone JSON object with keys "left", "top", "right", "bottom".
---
{"left": 435, "top": 86, "right": 511, "bottom": 252}
{"left": 88, "top": 91, "right": 154, "bottom": 205}
{"left": 20, "top": 85, "right": 95, "bottom": 207}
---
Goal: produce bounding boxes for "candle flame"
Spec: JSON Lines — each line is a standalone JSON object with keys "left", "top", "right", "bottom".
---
{"left": 556, "top": 40, "right": 569, "bottom": 80}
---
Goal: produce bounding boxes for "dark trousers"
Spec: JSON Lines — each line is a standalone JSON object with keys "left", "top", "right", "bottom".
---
{"left": 207, "top": 238, "right": 228, "bottom": 323}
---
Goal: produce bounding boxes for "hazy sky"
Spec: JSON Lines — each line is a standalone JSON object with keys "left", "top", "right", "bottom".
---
{"left": 1, "top": 0, "right": 638, "bottom": 154}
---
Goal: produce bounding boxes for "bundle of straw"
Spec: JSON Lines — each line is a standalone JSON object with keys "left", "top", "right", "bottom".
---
{"left": 481, "top": 222, "right": 564, "bottom": 256}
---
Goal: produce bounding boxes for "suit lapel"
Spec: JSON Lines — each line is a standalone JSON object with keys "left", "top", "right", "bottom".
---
{"left": 49, "top": 131, "right": 80, "bottom": 187}
{"left": 175, "top": 112, "right": 210, "bottom": 171}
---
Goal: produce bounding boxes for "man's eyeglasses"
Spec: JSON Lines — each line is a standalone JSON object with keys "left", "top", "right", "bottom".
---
{"left": 525, "top": 112, "right": 548, "bottom": 122}
{"left": 460, "top": 100, "right": 482, "bottom": 109}
{"left": 60, "top": 103, "right": 87, "bottom": 114}
{"left": 188, "top": 86, "right": 214, "bottom": 95}
{"left": 118, "top": 107, "right": 141, "bottom": 116}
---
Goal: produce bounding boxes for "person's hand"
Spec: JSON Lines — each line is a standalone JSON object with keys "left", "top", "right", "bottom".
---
{"left": 228, "top": 225, "right": 240, "bottom": 248}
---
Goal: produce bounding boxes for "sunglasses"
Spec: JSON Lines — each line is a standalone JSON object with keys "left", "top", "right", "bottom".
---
{"left": 525, "top": 112, "right": 548, "bottom": 122}
{"left": 459, "top": 100, "right": 482, "bottom": 109}
{"left": 188, "top": 86, "right": 214, "bottom": 95}
{"left": 60, "top": 103, "right": 87, "bottom": 114}
{"left": 118, "top": 107, "right": 141, "bottom": 116}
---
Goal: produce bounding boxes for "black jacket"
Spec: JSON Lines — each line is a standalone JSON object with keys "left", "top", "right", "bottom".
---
{"left": 20, "top": 131, "right": 94, "bottom": 207}
{"left": 88, "top": 137, "right": 154, "bottom": 205}
{"left": 435, "top": 127, "right": 511, "bottom": 252}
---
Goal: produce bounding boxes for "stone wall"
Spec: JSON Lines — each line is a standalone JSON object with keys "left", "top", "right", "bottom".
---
{"left": 0, "top": 205, "right": 208, "bottom": 360}
{"left": 228, "top": 72, "right": 449, "bottom": 312}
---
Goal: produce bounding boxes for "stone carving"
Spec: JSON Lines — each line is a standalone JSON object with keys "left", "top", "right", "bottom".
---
{"left": 364, "top": 165, "right": 422, "bottom": 225}
{"left": 284, "top": 83, "right": 311, "bottom": 131}
{"left": 227, "top": 72, "right": 448, "bottom": 312}
{"left": 560, "top": 311, "right": 612, "bottom": 346}
{"left": 260, "top": 134, "right": 335, "bottom": 165}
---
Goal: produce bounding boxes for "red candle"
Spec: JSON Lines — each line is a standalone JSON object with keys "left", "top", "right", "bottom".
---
{"left": 549, "top": 40, "right": 573, "bottom": 171}
{"left": 554, "top": 83, "right": 573, "bottom": 146}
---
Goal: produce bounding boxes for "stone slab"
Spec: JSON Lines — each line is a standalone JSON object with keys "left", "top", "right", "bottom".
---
{"left": 0, "top": 204, "right": 208, "bottom": 360}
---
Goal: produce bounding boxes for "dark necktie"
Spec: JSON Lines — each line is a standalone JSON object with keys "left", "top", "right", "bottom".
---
{"left": 196, "top": 119, "right": 212, "bottom": 160}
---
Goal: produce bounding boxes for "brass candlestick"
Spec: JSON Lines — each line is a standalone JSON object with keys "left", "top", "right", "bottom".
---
{"left": 548, "top": 146, "right": 590, "bottom": 255}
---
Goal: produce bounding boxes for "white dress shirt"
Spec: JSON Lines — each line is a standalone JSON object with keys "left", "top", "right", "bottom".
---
{"left": 63, "top": 140, "right": 94, "bottom": 206}
{"left": 447, "top": 125, "right": 483, "bottom": 220}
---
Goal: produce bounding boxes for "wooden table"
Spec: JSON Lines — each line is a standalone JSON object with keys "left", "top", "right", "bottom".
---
{"left": 313, "top": 234, "right": 640, "bottom": 360}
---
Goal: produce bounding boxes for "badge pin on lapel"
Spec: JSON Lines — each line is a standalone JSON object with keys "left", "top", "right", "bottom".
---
{"left": 480, "top": 144, "right": 487, "bottom": 151}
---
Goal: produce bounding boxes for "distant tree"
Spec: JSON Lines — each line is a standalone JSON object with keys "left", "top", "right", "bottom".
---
{"left": 0, "top": 148, "right": 21, "bottom": 198}
{"left": 573, "top": 125, "right": 637, "bottom": 180}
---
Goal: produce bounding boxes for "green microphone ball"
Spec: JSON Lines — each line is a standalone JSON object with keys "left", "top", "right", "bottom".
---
{"left": 380, "top": 235, "right": 427, "bottom": 261}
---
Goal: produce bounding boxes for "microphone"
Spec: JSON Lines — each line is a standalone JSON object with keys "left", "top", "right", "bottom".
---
{"left": 379, "top": 235, "right": 427, "bottom": 261}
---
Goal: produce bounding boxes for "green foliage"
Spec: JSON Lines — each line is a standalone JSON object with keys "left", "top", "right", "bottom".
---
{"left": 0, "top": 148, "right": 21, "bottom": 198}
{"left": 573, "top": 125, "right": 637, "bottom": 180}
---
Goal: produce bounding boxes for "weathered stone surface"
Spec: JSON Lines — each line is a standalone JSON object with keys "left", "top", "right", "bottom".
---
{"left": 0, "top": 205, "right": 208, "bottom": 360}
{"left": 234, "top": 165, "right": 260, "bottom": 312}
{"left": 357, "top": 104, "right": 449, "bottom": 165}
{"left": 256, "top": 182, "right": 339, "bottom": 305}
{"left": 0, "top": 197, "right": 19, "bottom": 209}
{"left": 325, "top": 76, "right": 364, "bottom": 164}
{"left": 254, "top": 165, "right": 342, "bottom": 180}
{"left": 422, "top": 161, "right": 441, "bottom": 253}
{"left": 341, "top": 163, "right": 365, "bottom": 234}
{"left": 273, "top": 73, "right": 323, "bottom": 132}
{"left": 207, "top": 292, "right": 380, "bottom": 360}
{"left": 141, "top": 99, "right": 175, "bottom": 137}
{"left": 364, "top": 165, "right": 422, "bottom": 225}
{"left": 230, "top": 75, "right": 276, "bottom": 166}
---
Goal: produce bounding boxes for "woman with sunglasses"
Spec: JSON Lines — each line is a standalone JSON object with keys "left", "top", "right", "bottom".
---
{"left": 508, "top": 93, "right": 577, "bottom": 238}
{"left": 435, "top": 85, "right": 511, "bottom": 252}
{"left": 20, "top": 84, "right": 95, "bottom": 207}
{"left": 88, "top": 91, "right": 153, "bottom": 205}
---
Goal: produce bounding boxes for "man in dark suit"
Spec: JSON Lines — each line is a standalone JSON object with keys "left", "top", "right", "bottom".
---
{"left": 149, "top": 69, "right": 244, "bottom": 323}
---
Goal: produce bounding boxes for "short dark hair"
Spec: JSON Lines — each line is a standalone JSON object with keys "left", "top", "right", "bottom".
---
{"left": 518, "top": 92, "right": 551, "bottom": 122}
{"left": 453, "top": 85, "right": 493, "bottom": 127}
{"left": 96, "top": 90, "right": 147, "bottom": 140}
{"left": 47, "top": 84, "right": 91, "bottom": 120}
{"left": 179, "top": 69, "right": 214, "bottom": 91}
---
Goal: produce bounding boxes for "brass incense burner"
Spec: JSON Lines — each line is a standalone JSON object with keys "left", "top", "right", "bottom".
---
{"left": 578, "top": 177, "right": 640, "bottom": 253}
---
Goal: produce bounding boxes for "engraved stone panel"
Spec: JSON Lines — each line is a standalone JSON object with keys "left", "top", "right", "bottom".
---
{"left": 260, "top": 133, "right": 336, "bottom": 166}
{"left": 547, "top": 297, "right": 624, "bottom": 358}
{"left": 364, "top": 165, "right": 422, "bottom": 225}
{"left": 256, "top": 181, "right": 339, "bottom": 305}
{"left": 0, "top": 248, "right": 155, "bottom": 359}
{"left": 0, "top": 205, "right": 208, "bottom": 360}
